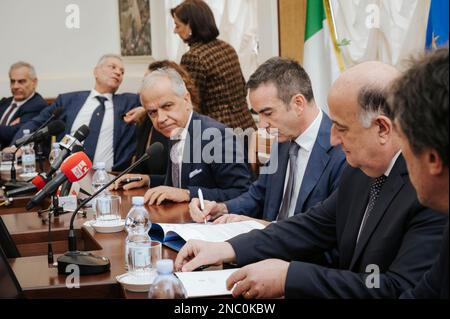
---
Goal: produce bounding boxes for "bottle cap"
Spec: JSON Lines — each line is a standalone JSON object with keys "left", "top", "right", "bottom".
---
{"left": 132, "top": 196, "right": 145, "bottom": 206}
{"left": 156, "top": 259, "right": 173, "bottom": 275}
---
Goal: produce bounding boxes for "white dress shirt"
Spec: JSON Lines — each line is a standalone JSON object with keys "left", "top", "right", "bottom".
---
{"left": 71, "top": 90, "right": 114, "bottom": 171}
{"left": 170, "top": 111, "right": 193, "bottom": 187}
{"left": 0, "top": 92, "right": 35, "bottom": 125}
{"left": 281, "top": 109, "right": 323, "bottom": 218}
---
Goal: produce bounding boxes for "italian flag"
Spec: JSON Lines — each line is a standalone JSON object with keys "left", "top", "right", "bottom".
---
{"left": 303, "top": 0, "right": 345, "bottom": 114}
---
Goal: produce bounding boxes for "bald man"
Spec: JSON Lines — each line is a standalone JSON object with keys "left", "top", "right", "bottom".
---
{"left": 174, "top": 62, "right": 447, "bottom": 299}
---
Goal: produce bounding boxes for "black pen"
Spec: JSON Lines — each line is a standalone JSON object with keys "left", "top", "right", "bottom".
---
{"left": 193, "top": 265, "right": 211, "bottom": 271}
{"left": 120, "top": 177, "right": 143, "bottom": 185}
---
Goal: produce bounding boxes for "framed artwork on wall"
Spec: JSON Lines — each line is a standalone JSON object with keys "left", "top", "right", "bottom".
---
{"left": 118, "top": 0, "right": 152, "bottom": 59}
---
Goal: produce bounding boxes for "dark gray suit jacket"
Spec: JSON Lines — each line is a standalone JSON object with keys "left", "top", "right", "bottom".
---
{"left": 0, "top": 93, "right": 48, "bottom": 146}
{"left": 227, "top": 155, "right": 447, "bottom": 298}
{"left": 151, "top": 112, "right": 252, "bottom": 202}
{"left": 400, "top": 223, "right": 449, "bottom": 299}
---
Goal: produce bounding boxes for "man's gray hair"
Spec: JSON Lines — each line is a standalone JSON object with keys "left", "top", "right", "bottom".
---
{"left": 357, "top": 85, "right": 389, "bottom": 128}
{"left": 140, "top": 67, "right": 188, "bottom": 98}
{"left": 97, "top": 54, "right": 123, "bottom": 66}
{"left": 9, "top": 61, "right": 37, "bottom": 80}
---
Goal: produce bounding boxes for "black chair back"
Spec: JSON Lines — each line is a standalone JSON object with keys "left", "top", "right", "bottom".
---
{"left": 0, "top": 216, "right": 20, "bottom": 258}
{"left": 0, "top": 245, "right": 23, "bottom": 299}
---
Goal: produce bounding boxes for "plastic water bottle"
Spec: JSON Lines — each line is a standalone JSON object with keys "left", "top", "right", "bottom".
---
{"left": 21, "top": 129, "right": 36, "bottom": 174}
{"left": 148, "top": 259, "right": 187, "bottom": 299}
{"left": 49, "top": 143, "right": 61, "bottom": 166}
{"left": 125, "top": 196, "right": 151, "bottom": 270}
{"left": 92, "top": 162, "right": 110, "bottom": 197}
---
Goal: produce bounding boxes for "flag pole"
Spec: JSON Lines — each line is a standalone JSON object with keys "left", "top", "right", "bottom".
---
{"left": 323, "top": 0, "right": 346, "bottom": 72}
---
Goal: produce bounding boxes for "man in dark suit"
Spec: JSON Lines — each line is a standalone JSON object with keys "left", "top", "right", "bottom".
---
{"left": 387, "top": 49, "right": 448, "bottom": 299}
{"left": 0, "top": 62, "right": 47, "bottom": 147}
{"left": 175, "top": 61, "right": 447, "bottom": 299}
{"left": 189, "top": 58, "right": 346, "bottom": 227}
{"left": 112, "top": 67, "right": 251, "bottom": 204}
{"left": 9, "top": 54, "right": 139, "bottom": 171}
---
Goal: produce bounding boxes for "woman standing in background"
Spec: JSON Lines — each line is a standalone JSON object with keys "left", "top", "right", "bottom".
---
{"left": 171, "top": 0, "right": 256, "bottom": 131}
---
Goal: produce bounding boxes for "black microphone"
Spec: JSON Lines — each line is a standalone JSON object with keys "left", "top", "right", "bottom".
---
{"left": 47, "top": 125, "right": 90, "bottom": 177}
{"left": 51, "top": 107, "right": 64, "bottom": 120}
{"left": 57, "top": 142, "right": 164, "bottom": 276}
{"left": 17, "top": 107, "right": 64, "bottom": 146}
{"left": 5, "top": 174, "right": 48, "bottom": 197}
{"left": 26, "top": 152, "right": 93, "bottom": 210}
{"left": 14, "top": 120, "right": 65, "bottom": 147}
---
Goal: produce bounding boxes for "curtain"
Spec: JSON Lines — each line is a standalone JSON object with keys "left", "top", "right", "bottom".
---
{"left": 330, "top": 0, "right": 431, "bottom": 70}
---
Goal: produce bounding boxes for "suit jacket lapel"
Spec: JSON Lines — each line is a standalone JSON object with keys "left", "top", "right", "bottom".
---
{"left": 0, "top": 97, "right": 13, "bottom": 119}
{"left": 294, "top": 115, "right": 332, "bottom": 214}
{"left": 266, "top": 142, "right": 289, "bottom": 220}
{"left": 12, "top": 94, "right": 40, "bottom": 120}
{"left": 180, "top": 112, "right": 197, "bottom": 188}
{"left": 340, "top": 173, "right": 371, "bottom": 267}
{"left": 164, "top": 144, "right": 173, "bottom": 186}
{"left": 66, "top": 92, "right": 90, "bottom": 133}
{"left": 349, "top": 156, "right": 406, "bottom": 269}
{"left": 112, "top": 94, "right": 122, "bottom": 159}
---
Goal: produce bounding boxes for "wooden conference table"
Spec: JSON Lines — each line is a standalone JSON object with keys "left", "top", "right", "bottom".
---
{"left": 2, "top": 188, "right": 193, "bottom": 299}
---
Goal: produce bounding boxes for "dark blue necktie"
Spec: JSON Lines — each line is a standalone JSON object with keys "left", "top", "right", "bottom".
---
{"left": 356, "top": 175, "right": 388, "bottom": 243}
{"left": 83, "top": 96, "right": 107, "bottom": 161}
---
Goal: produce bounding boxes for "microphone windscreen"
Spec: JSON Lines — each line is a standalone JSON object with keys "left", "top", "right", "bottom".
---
{"left": 145, "top": 142, "right": 164, "bottom": 158}
{"left": 47, "top": 120, "right": 65, "bottom": 135}
{"left": 52, "top": 107, "right": 64, "bottom": 119}
{"left": 60, "top": 152, "right": 92, "bottom": 182}
{"left": 73, "top": 125, "right": 90, "bottom": 142}
{"left": 31, "top": 175, "right": 46, "bottom": 190}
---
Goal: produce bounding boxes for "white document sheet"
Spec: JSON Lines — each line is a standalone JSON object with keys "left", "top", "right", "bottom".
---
{"left": 175, "top": 269, "right": 240, "bottom": 298}
{"left": 158, "top": 220, "right": 265, "bottom": 242}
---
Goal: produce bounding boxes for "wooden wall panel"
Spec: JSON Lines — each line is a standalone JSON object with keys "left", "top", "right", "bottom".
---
{"left": 278, "top": 0, "right": 307, "bottom": 63}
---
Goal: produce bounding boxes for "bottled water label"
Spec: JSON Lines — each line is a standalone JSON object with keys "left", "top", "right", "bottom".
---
{"left": 22, "top": 154, "right": 35, "bottom": 164}
{"left": 130, "top": 245, "right": 150, "bottom": 268}
{"left": 22, "top": 153, "right": 36, "bottom": 174}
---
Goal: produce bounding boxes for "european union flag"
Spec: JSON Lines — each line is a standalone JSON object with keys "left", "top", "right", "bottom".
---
{"left": 426, "top": 0, "right": 449, "bottom": 49}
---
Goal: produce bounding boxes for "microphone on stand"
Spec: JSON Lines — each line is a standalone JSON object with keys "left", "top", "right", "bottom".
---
{"left": 47, "top": 125, "right": 89, "bottom": 177}
{"left": 57, "top": 142, "right": 164, "bottom": 276}
{"left": 54, "top": 145, "right": 84, "bottom": 197}
{"left": 12, "top": 107, "right": 63, "bottom": 148}
{"left": 25, "top": 152, "right": 92, "bottom": 210}
{"left": 5, "top": 174, "right": 47, "bottom": 197}
{"left": 7, "top": 120, "right": 65, "bottom": 189}
{"left": 13, "top": 120, "right": 65, "bottom": 147}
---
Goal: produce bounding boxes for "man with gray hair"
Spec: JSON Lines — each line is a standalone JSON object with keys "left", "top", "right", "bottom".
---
{"left": 175, "top": 61, "right": 447, "bottom": 299}
{"left": 10, "top": 54, "right": 139, "bottom": 171}
{"left": 113, "top": 67, "right": 251, "bottom": 205}
{"left": 0, "top": 62, "right": 47, "bottom": 147}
